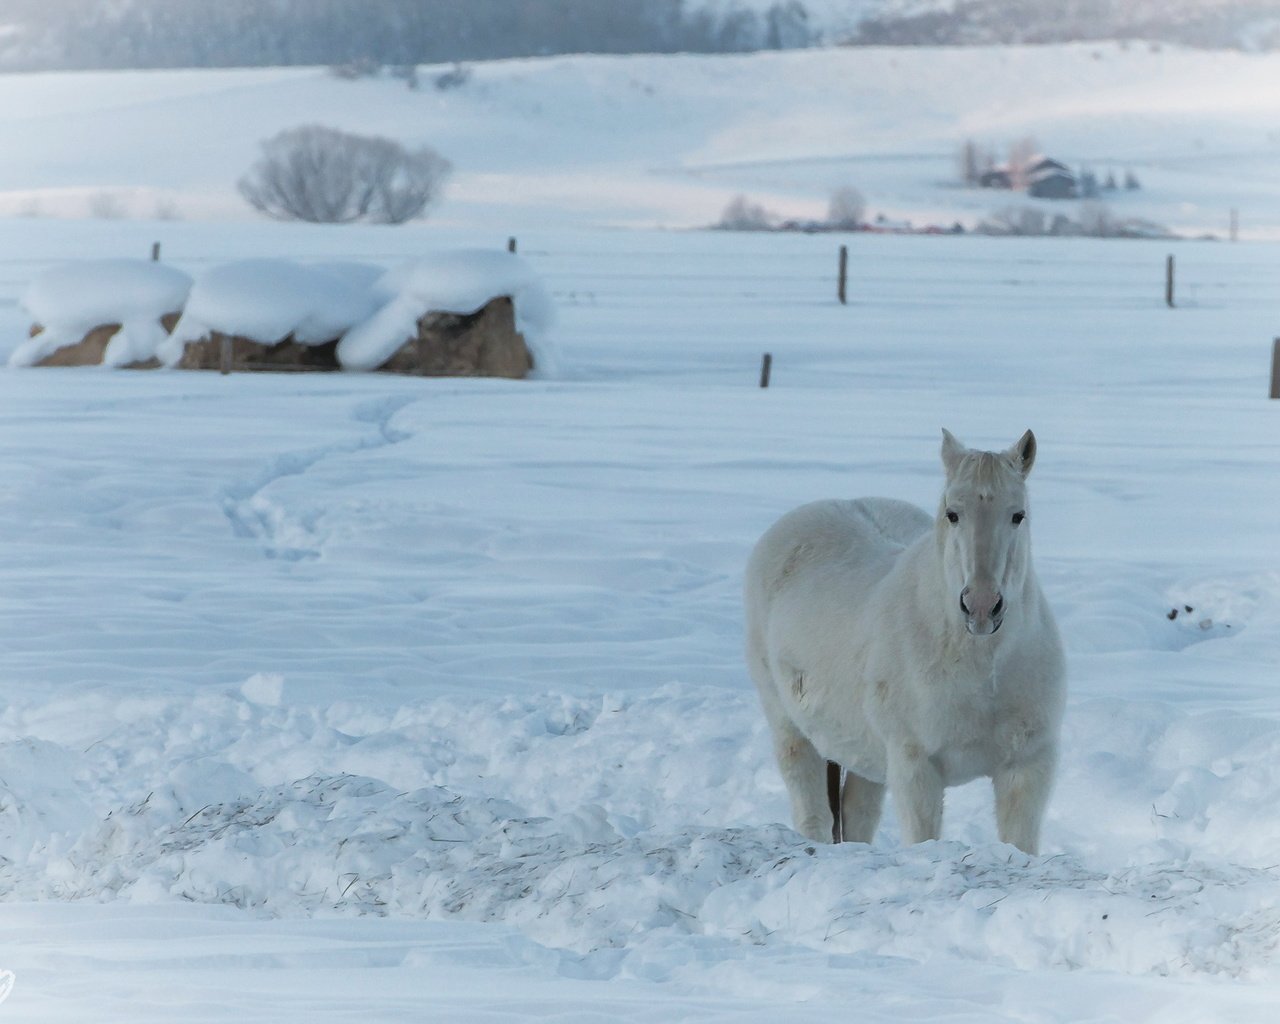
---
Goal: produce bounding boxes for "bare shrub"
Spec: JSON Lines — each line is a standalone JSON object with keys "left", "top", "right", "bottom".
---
{"left": 328, "top": 58, "right": 382, "bottom": 80}
{"left": 827, "top": 186, "right": 866, "bottom": 229}
{"left": 434, "top": 64, "right": 472, "bottom": 91}
{"left": 153, "top": 197, "right": 182, "bottom": 221}
{"left": 977, "top": 205, "right": 1047, "bottom": 236}
{"left": 238, "top": 125, "right": 451, "bottom": 225}
{"left": 1077, "top": 201, "right": 1119, "bottom": 238}
{"left": 716, "top": 194, "right": 775, "bottom": 230}
{"left": 88, "top": 191, "right": 127, "bottom": 219}
{"left": 957, "top": 139, "right": 996, "bottom": 187}
{"left": 1007, "top": 136, "right": 1040, "bottom": 190}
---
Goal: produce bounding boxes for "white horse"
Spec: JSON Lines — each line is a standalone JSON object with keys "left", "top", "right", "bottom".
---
{"left": 744, "top": 430, "right": 1065, "bottom": 853}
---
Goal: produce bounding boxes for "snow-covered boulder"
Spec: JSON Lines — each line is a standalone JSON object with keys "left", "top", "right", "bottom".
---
{"left": 337, "top": 250, "right": 557, "bottom": 377}
{"left": 10, "top": 259, "right": 192, "bottom": 368}
{"left": 159, "top": 259, "right": 382, "bottom": 371}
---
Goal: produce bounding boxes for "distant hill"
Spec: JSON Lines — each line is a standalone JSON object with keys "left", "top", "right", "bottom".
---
{"left": 842, "top": 0, "right": 1280, "bottom": 50}
{"left": 0, "top": 0, "right": 1275, "bottom": 71}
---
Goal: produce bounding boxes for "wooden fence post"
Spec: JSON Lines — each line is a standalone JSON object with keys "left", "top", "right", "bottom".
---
{"left": 507, "top": 236, "right": 517, "bottom": 254}
{"left": 1165, "top": 255, "right": 1175, "bottom": 308}
{"left": 219, "top": 336, "right": 233, "bottom": 376}
{"left": 151, "top": 241, "right": 160, "bottom": 262}
{"left": 1271, "top": 338, "right": 1280, "bottom": 399}
{"left": 759, "top": 352, "right": 772, "bottom": 389}
{"left": 837, "top": 245, "right": 848, "bottom": 305}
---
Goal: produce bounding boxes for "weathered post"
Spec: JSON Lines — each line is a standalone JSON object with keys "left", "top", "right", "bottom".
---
{"left": 759, "top": 352, "right": 772, "bottom": 389}
{"left": 507, "top": 236, "right": 517, "bottom": 254}
{"left": 1271, "top": 338, "right": 1280, "bottom": 399}
{"left": 1165, "top": 254, "right": 1175, "bottom": 308}
{"left": 151, "top": 241, "right": 161, "bottom": 262}
{"left": 219, "top": 336, "right": 233, "bottom": 376}
{"left": 837, "top": 245, "right": 848, "bottom": 305}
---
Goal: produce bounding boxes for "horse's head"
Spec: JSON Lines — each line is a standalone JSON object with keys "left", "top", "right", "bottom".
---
{"left": 937, "top": 429, "right": 1036, "bottom": 637}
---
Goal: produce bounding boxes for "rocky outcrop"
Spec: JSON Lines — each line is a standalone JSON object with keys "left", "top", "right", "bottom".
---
{"left": 376, "top": 297, "right": 532, "bottom": 378}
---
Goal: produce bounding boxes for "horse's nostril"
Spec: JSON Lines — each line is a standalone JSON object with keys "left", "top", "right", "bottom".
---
{"left": 992, "top": 596, "right": 1004, "bottom": 618}
{"left": 959, "top": 589, "right": 971, "bottom": 615}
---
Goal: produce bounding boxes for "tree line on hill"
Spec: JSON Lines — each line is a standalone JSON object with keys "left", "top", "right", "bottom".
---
{"left": 0, "top": 0, "right": 814, "bottom": 70}
{"left": 848, "top": 0, "right": 1280, "bottom": 51}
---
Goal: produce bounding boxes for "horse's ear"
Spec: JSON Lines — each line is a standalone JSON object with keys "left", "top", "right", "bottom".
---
{"left": 1007, "top": 429, "right": 1036, "bottom": 478}
{"left": 941, "top": 428, "right": 966, "bottom": 477}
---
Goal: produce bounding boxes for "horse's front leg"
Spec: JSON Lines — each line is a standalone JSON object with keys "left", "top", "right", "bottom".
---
{"left": 840, "top": 771, "right": 885, "bottom": 844}
{"left": 993, "top": 746, "right": 1057, "bottom": 854}
{"left": 886, "top": 743, "right": 943, "bottom": 844}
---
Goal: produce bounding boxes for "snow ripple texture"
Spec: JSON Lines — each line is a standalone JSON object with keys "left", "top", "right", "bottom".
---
{"left": 2, "top": 685, "right": 1279, "bottom": 983}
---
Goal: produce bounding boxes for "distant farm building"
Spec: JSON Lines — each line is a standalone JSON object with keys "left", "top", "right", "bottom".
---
{"left": 979, "top": 167, "right": 1013, "bottom": 189}
{"left": 978, "top": 155, "right": 1080, "bottom": 200}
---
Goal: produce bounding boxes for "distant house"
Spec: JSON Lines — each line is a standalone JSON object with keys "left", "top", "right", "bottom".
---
{"left": 976, "top": 154, "right": 1078, "bottom": 197}
{"left": 1025, "top": 156, "right": 1071, "bottom": 178}
{"left": 979, "top": 167, "right": 1012, "bottom": 189}
{"left": 1026, "top": 155, "right": 1078, "bottom": 199}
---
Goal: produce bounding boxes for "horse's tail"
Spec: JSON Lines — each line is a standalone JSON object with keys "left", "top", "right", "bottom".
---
{"left": 826, "top": 760, "right": 843, "bottom": 843}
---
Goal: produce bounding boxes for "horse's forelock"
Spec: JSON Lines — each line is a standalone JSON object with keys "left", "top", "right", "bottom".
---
{"left": 953, "top": 450, "right": 1022, "bottom": 497}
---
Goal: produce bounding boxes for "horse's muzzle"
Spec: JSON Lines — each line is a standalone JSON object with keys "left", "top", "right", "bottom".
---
{"left": 960, "top": 587, "right": 1004, "bottom": 636}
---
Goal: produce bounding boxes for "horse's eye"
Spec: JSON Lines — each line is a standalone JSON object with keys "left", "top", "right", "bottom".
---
{"left": 945, "top": 510, "right": 959, "bottom": 524}
{"left": 1012, "top": 511, "right": 1026, "bottom": 525}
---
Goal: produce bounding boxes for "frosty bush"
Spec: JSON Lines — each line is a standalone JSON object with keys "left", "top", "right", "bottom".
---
{"left": 977, "top": 201, "right": 1173, "bottom": 240}
{"left": 238, "top": 125, "right": 452, "bottom": 225}
{"left": 980, "top": 205, "right": 1048, "bottom": 237}
{"left": 716, "top": 194, "right": 776, "bottom": 231}
{"left": 87, "top": 191, "right": 127, "bottom": 220}
{"left": 827, "top": 186, "right": 866, "bottom": 229}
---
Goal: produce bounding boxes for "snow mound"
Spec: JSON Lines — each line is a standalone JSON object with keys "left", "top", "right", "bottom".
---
{"left": 159, "top": 259, "right": 382, "bottom": 365}
{"left": 5, "top": 684, "right": 1280, "bottom": 984}
{"left": 9, "top": 258, "right": 192, "bottom": 367}
{"left": 337, "top": 250, "right": 557, "bottom": 375}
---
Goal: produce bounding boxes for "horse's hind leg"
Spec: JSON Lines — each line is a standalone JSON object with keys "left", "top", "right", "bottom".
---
{"left": 840, "top": 771, "right": 884, "bottom": 844}
{"left": 773, "top": 727, "right": 834, "bottom": 839}
{"left": 749, "top": 644, "right": 834, "bottom": 843}
{"left": 771, "top": 725, "right": 835, "bottom": 843}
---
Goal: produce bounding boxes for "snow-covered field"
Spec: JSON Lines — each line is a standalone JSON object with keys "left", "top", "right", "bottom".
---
{"left": 0, "top": 217, "right": 1278, "bottom": 1020}
{"left": 1, "top": 40, "right": 1280, "bottom": 1023}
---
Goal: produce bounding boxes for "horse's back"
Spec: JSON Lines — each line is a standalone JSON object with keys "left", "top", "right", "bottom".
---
{"left": 745, "top": 498, "right": 931, "bottom": 620}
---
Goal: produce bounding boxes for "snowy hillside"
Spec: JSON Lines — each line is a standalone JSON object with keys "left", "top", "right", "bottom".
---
{"left": 1, "top": 44, "right": 1279, "bottom": 238}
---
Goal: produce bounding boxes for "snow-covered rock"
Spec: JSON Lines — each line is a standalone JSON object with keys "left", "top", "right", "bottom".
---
{"left": 158, "top": 259, "right": 382, "bottom": 367}
{"left": 337, "top": 250, "right": 557, "bottom": 375}
{"left": 10, "top": 259, "right": 192, "bottom": 367}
